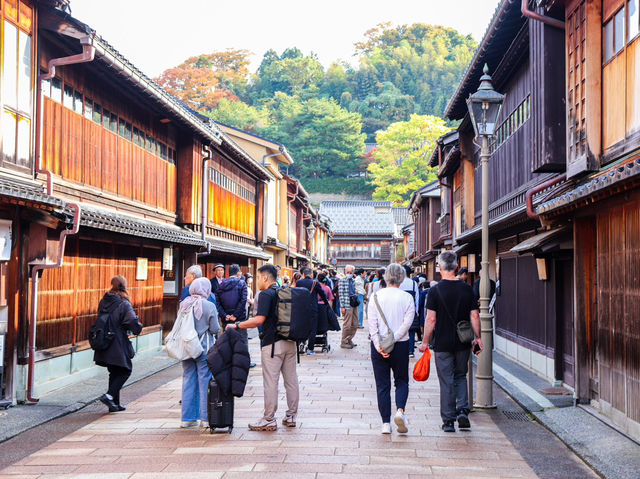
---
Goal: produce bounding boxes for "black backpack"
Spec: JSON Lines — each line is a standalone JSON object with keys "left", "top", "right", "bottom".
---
{"left": 89, "top": 309, "right": 116, "bottom": 351}
{"left": 276, "top": 286, "right": 316, "bottom": 341}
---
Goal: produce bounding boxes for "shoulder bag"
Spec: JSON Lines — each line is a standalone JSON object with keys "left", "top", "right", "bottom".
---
{"left": 372, "top": 293, "right": 395, "bottom": 354}
{"left": 434, "top": 286, "right": 475, "bottom": 344}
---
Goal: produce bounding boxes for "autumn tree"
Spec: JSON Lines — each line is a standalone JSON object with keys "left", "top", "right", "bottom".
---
{"left": 368, "top": 114, "right": 449, "bottom": 205}
{"left": 154, "top": 49, "right": 252, "bottom": 111}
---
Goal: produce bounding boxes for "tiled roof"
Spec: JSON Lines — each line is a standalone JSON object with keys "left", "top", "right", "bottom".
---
{"left": 73, "top": 205, "right": 208, "bottom": 247}
{"left": 0, "top": 179, "right": 66, "bottom": 210}
{"left": 319, "top": 201, "right": 395, "bottom": 235}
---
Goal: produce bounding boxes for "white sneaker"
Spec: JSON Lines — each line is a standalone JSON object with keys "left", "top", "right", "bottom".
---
{"left": 394, "top": 410, "right": 408, "bottom": 433}
{"left": 381, "top": 422, "right": 392, "bottom": 434}
{"left": 180, "top": 421, "right": 198, "bottom": 428}
{"left": 198, "top": 420, "right": 209, "bottom": 430}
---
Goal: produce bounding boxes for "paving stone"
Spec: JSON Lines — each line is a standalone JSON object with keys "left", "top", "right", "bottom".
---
{"left": 0, "top": 333, "right": 594, "bottom": 478}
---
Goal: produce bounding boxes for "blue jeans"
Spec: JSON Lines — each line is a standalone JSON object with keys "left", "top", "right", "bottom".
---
{"left": 181, "top": 352, "right": 212, "bottom": 422}
{"left": 357, "top": 294, "right": 364, "bottom": 327}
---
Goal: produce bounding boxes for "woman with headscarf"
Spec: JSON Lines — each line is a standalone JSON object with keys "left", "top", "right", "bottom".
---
{"left": 178, "top": 277, "right": 220, "bottom": 428}
{"left": 95, "top": 276, "right": 143, "bottom": 412}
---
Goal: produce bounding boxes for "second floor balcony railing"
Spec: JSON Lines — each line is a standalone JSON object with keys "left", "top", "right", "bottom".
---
{"left": 334, "top": 251, "right": 379, "bottom": 259}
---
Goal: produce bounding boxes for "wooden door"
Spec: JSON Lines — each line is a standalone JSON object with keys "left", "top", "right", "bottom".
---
{"left": 556, "top": 258, "right": 575, "bottom": 387}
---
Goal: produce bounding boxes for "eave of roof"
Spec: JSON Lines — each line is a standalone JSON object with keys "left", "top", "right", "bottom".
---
{"left": 216, "top": 122, "right": 294, "bottom": 166}
{"left": 537, "top": 156, "right": 640, "bottom": 216}
{"left": 444, "top": 0, "right": 526, "bottom": 120}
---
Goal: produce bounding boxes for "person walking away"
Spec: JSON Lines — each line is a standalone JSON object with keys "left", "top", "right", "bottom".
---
{"left": 472, "top": 265, "right": 496, "bottom": 308}
{"left": 245, "top": 274, "right": 254, "bottom": 319}
{"left": 215, "top": 264, "right": 253, "bottom": 366}
{"left": 296, "top": 267, "right": 330, "bottom": 354}
{"left": 417, "top": 278, "right": 431, "bottom": 347}
{"left": 457, "top": 267, "right": 469, "bottom": 284}
{"left": 181, "top": 264, "right": 216, "bottom": 303}
{"left": 367, "top": 264, "right": 415, "bottom": 434}
{"left": 419, "top": 251, "right": 482, "bottom": 432}
{"left": 354, "top": 269, "right": 366, "bottom": 328}
{"left": 400, "top": 265, "right": 420, "bottom": 357}
{"left": 95, "top": 276, "right": 143, "bottom": 412}
{"left": 338, "top": 265, "right": 359, "bottom": 349}
{"left": 225, "top": 264, "right": 299, "bottom": 431}
{"left": 210, "top": 263, "right": 225, "bottom": 294}
{"left": 178, "top": 277, "right": 220, "bottom": 428}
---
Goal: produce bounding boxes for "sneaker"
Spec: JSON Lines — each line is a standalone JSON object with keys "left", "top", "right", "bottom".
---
{"left": 198, "top": 420, "right": 209, "bottom": 430}
{"left": 442, "top": 421, "right": 455, "bottom": 433}
{"left": 394, "top": 410, "right": 408, "bottom": 433}
{"left": 340, "top": 344, "right": 356, "bottom": 349}
{"left": 381, "top": 422, "right": 392, "bottom": 434}
{"left": 249, "top": 363, "right": 257, "bottom": 368}
{"left": 180, "top": 421, "right": 198, "bottom": 428}
{"left": 282, "top": 415, "right": 296, "bottom": 427}
{"left": 248, "top": 418, "right": 277, "bottom": 431}
{"left": 409, "top": 354, "right": 415, "bottom": 358}
{"left": 457, "top": 413, "right": 471, "bottom": 429}
{"left": 306, "top": 350, "right": 315, "bottom": 355}
{"left": 116, "top": 404, "right": 126, "bottom": 411}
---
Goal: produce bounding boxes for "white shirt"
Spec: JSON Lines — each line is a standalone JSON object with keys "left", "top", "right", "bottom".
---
{"left": 355, "top": 275, "right": 366, "bottom": 295}
{"left": 399, "top": 277, "right": 419, "bottom": 313}
{"left": 367, "top": 287, "right": 415, "bottom": 350}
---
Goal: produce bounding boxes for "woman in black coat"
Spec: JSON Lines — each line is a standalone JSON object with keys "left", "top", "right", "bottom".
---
{"left": 94, "top": 276, "right": 143, "bottom": 412}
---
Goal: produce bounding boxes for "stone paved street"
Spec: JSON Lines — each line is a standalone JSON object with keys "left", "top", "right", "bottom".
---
{"left": 0, "top": 332, "right": 596, "bottom": 479}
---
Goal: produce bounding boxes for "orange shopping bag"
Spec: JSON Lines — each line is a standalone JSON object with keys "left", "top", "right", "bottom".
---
{"left": 413, "top": 349, "right": 431, "bottom": 381}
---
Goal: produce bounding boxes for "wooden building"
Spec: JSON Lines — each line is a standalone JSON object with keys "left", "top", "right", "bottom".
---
{"left": 440, "top": 0, "right": 573, "bottom": 386}
{"left": 0, "top": 1, "right": 271, "bottom": 403}
{"left": 408, "top": 180, "right": 441, "bottom": 281}
{"left": 534, "top": 0, "right": 640, "bottom": 439}
{"left": 320, "top": 201, "right": 395, "bottom": 271}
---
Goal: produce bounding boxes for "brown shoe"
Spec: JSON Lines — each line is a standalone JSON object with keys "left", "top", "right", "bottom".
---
{"left": 248, "top": 418, "right": 277, "bottom": 431}
{"left": 282, "top": 415, "right": 296, "bottom": 427}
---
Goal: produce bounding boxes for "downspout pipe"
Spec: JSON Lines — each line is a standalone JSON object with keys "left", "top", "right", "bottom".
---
{"left": 262, "top": 145, "right": 286, "bottom": 166}
{"left": 521, "top": 0, "right": 565, "bottom": 30}
{"left": 201, "top": 145, "right": 213, "bottom": 254}
{"left": 286, "top": 181, "right": 299, "bottom": 264}
{"left": 526, "top": 174, "right": 566, "bottom": 219}
{"left": 28, "top": 36, "right": 95, "bottom": 403}
{"left": 36, "top": 36, "right": 95, "bottom": 196}
{"left": 27, "top": 204, "right": 81, "bottom": 403}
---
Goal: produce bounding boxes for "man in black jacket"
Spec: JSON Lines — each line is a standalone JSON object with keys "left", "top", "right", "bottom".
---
{"left": 210, "top": 264, "right": 225, "bottom": 294}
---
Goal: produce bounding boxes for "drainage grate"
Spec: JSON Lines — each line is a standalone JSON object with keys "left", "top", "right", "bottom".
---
{"left": 502, "top": 410, "right": 532, "bottom": 422}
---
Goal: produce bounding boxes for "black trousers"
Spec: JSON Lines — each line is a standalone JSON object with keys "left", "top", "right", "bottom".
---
{"left": 370, "top": 340, "right": 410, "bottom": 423}
{"left": 107, "top": 365, "right": 132, "bottom": 405}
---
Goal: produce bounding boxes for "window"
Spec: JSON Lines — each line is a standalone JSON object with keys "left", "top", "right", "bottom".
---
{"left": 630, "top": 0, "right": 639, "bottom": 41}
{"left": 92, "top": 103, "right": 102, "bottom": 124}
{"left": 63, "top": 84, "right": 74, "bottom": 109}
{"left": 73, "top": 90, "right": 83, "bottom": 114}
{"left": 2, "top": 14, "right": 33, "bottom": 169}
{"left": 84, "top": 98, "right": 93, "bottom": 120}
{"left": 495, "top": 95, "right": 531, "bottom": 148}
{"left": 51, "top": 77, "right": 62, "bottom": 103}
{"left": 604, "top": 6, "right": 626, "bottom": 62}
{"left": 158, "top": 142, "right": 168, "bottom": 160}
{"left": 109, "top": 114, "right": 117, "bottom": 133}
{"left": 145, "top": 134, "right": 155, "bottom": 154}
{"left": 41, "top": 77, "right": 51, "bottom": 98}
{"left": 102, "top": 109, "right": 110, "bottom": 129}
{"left": 118, "top": 119, "right": 132, "bottom": 141}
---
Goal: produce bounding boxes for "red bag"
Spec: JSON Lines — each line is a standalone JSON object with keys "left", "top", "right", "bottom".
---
{"left": 413, "top": 349, "right": 431, "bottom": 381}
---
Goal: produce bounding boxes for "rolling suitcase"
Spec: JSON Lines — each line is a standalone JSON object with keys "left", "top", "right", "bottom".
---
{"left": 207, "top": 378, "right": 234, "bottom": 433}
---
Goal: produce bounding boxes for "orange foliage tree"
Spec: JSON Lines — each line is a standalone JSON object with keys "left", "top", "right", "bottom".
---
{"left": 154, "top": 49, "right": 252, "bottom": 111}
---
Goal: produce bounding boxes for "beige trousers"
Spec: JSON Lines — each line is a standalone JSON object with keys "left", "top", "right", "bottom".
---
{"left": 341, "top": 307, "right": 359, "bottom": 346}
{"left": 260, "top": 340, "right": 299, "bottom": 421}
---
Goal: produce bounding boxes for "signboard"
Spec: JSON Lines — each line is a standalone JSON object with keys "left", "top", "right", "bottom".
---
{"left": 162, "top": 247, "right": 173, "bottom": 270}
{"left": 136, "top": 257, "right": 148, "bottom": 281}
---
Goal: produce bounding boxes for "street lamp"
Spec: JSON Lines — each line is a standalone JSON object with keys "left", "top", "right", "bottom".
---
{"left": 466, "top": 64, "right": 504, "bottom": 409}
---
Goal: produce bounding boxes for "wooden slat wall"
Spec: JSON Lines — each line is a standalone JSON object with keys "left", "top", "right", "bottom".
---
{"left": 596, "top": 201, "right": 640, "bottom": 423}
{"left": 602, "top": 55, "right": 626, "bottom": 149}
{"left": 41, "top": 95, "right": 177, "bottom": 212}
{"left": 626, "top": 38, "right": 640, "bottom": 136}
{"left": 36, "top": 236, "right": 163, "bottom": 351}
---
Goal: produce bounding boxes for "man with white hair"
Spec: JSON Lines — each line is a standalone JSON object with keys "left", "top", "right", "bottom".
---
{"left": 419, "top": 251, "right": 482, "bottom": 433}
{"left": 181, "top": 265, "right": 215, "bottom": 304}
{"left": 338, "top": 264, "right": 359, "bottom": 349}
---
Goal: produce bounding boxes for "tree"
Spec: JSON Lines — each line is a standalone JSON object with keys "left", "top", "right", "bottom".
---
{"left": 263, "top": 94, "right": 366, "bottom": 178}
{"left": 203, "top": 99, "right": 269, "bottom": 133}
{"left": 154, "top": 49, "right": 251, "bottom": 111}
{"left": 368, "top": 114, "right": 450, "bottom": 205}
{"left": 249, "top": 49, "right": 324, "bottom": 101}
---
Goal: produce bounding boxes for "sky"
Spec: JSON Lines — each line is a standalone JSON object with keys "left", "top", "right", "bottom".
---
{"left": 68, "top": 0, "right": 500, "bottom": 79}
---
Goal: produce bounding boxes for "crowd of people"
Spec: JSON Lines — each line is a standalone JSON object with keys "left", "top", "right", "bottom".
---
{"left": 92, "top": 251, "right": 485, "bottom": 436}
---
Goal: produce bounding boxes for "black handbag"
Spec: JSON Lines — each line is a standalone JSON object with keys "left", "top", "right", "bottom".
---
{"left": 434, "top": 287, "right": 474, "bottom": 344}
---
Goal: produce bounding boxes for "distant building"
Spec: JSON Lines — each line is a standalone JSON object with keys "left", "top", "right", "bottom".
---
{"left": 320, "top": 201, "right": 395, "bottom": 270}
